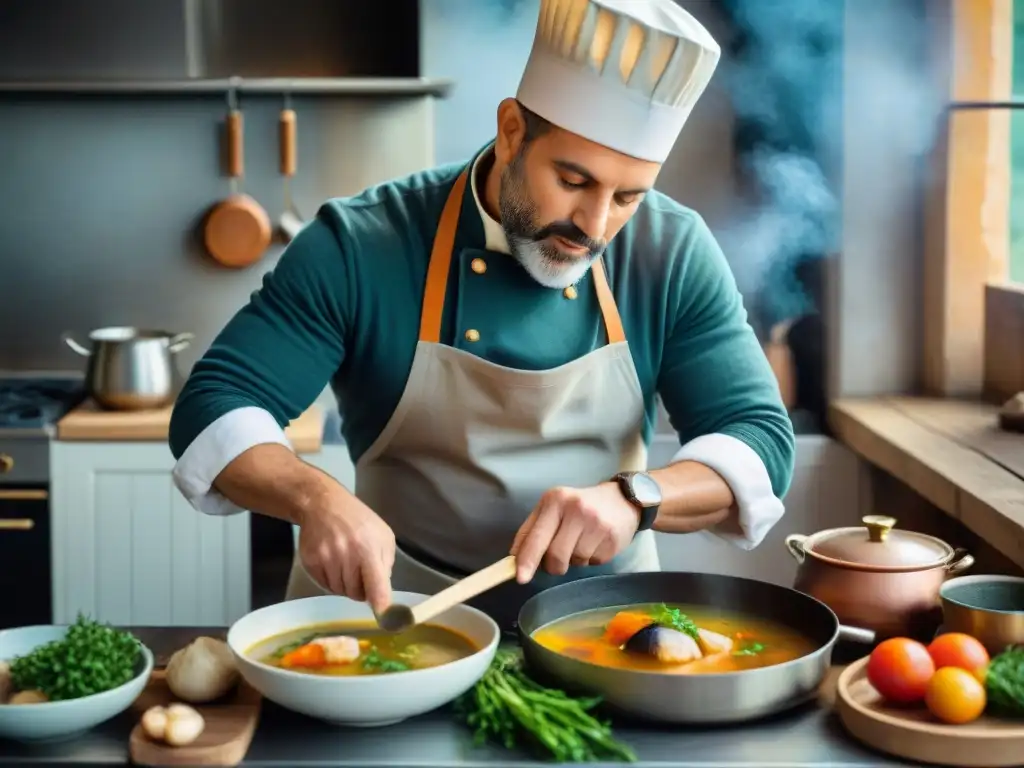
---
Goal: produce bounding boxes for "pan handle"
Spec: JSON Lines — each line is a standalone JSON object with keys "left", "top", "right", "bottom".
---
{"left": 61, "top": 333, "right": 90, "bottom": 356}
{"left": 838, "top": 625, "right": 876, "bottom": 645}
{"left": 784, "top": 534, "right": 807, "bottom": 563}
{"left": 168, "top": 333, "right": 195, "bottom": 354}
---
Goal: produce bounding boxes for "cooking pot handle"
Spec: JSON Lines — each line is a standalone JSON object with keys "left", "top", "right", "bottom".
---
{"left": 168, "top": 333, "right": 195, "bottom": 354}
{"left": 946, "top": 548, "right": 974, "bottom": 574}
{"left": 61, "top": 333, "right": 90, "bottom": 356}
{"left": 784, "top": 534, "right": 807, "bottom": 563}
{"left": 838, "top": 625, "right": 876, "bottom": 645}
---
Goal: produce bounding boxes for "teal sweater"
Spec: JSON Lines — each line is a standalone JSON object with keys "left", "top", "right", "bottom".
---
{"left": 169, "top": 152, "right": 795, "bottom": 497}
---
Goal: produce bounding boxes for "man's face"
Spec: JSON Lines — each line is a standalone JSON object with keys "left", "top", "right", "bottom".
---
{"left": 494, "top": 104, "right": 662, "bottom": 289}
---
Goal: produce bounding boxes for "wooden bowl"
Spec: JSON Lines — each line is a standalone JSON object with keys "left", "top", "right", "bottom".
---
{"left": 835, "top": 656, "right": 1024, "bottom": 766}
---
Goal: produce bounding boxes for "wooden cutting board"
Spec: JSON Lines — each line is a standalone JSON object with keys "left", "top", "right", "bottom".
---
{"left": 57, "top": 401, "right": 323, "bottom": 453}
{"left": 128, "top": 670, "right": 262, "bottom": 767}
{"left": 835, "top": 656, "right": 1024, "bottom": 767}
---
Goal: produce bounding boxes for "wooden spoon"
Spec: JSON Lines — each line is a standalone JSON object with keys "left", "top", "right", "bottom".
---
{"left": 376, "top": 555, "right": 517, "bottom": 633}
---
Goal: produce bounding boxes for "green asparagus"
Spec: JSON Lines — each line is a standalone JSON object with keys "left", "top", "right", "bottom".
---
{"left": 455, "top": 648, "right": 636, "bottom": 763}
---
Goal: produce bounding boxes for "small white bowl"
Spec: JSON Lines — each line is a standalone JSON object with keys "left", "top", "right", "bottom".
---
{"left": 227, "top": 593, "right": 499, "bottom": 727}
{"left": 0, "top": 625, "right": 154, "bottom": 743}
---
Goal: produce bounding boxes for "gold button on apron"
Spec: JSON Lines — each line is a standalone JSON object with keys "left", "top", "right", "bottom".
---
{"left": 471, "top": 258, "right": 487, "bottom": 274}
{"left": 564, "top": 286, "right": 578, "bottom": 300}
{"left": 464, "top": 329, "right": 481, "bottom": 343}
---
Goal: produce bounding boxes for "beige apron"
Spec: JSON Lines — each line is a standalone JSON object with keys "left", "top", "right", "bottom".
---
{"left": 286, "top": 169, "right": 660, "bottom": 630}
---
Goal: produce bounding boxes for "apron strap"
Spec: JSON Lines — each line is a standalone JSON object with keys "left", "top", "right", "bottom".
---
{"left": 590, "top": 258, "right": 626, "bottom": 345}
{"left": 419, "top": 170, "right": 469, "bottom": 344}
{"left": 418, "top": 166, "right": 627, "bottom": 346}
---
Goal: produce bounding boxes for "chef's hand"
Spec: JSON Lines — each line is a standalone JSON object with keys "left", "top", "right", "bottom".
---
{"left": 297, "top": 493, "right": 396, "bottom": 613}
{"left": 510, "top": 483, "right": 639, "bottom": 584}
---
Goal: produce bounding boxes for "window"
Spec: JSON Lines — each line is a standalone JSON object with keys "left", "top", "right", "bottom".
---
{"left": 923, "top": 0, "right": 1023, "bottom": 400}
{"left": 1011, "top": 0, "right": 1024, "bottom": 283}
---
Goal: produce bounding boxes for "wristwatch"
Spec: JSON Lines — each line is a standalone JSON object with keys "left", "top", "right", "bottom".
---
{"left": 612, "top": 471, "right": 662, "bottom": 532}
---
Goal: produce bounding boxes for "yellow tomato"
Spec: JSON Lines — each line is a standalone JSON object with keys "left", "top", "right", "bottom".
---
{"left": 924, "top": 667, "right": 987, "bottom": 725}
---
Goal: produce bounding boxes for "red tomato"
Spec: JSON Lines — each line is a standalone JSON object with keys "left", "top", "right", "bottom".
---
{"left": 926, "top": 632, "right": 990, "bottom": 674}
{"left": 867, "top": 637, "right": 936, "bottom": 703}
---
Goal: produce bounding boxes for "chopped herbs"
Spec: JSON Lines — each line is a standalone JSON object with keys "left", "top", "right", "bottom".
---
{"left": 649, "top": 604, "right": 699, "bottom": 639}
{"left": 360, "top": 646, "right": 410, "bottom": 674}
{"left": 733, "top": 640, "right": 766, "bottom": 657}
{"left": 9, "top": 614, "right": 141, "bottom": 701}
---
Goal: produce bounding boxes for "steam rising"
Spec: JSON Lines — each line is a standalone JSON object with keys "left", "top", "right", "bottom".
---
{"left": 715, "top": 0, "right": 843, "bottom": 331}
{"left": 717, "top": 0, "right": 939, "bottom": 332}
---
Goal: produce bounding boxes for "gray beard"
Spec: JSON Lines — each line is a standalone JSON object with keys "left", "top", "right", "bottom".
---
{"left": 504, "top": 233, "right": 597, "bottom": 289}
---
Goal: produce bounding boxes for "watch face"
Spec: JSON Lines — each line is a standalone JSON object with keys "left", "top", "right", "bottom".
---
{"left": 630, "top": 473, "right": 662, "bottom": 507}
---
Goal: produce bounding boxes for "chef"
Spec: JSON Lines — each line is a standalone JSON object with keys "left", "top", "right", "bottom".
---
{"left": 169, "top": 0, "right": 795, "bottom": 630}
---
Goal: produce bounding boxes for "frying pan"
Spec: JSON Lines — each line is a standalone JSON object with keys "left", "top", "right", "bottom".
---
{"left": 517, "top": 571, "right": 876, "bottom": 725}
{"left": 203, "top": 95, "right": 272, "bottom": 268}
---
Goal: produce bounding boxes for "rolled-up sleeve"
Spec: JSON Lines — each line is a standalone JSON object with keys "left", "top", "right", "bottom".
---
{"left": 657, "top": 214, "right": 796, "bottom": 549}
{"left": 169, "top": 216, "right": 350, "bottom": 515}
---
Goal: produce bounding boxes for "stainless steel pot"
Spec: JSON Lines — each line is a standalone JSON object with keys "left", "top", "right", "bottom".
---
{"left": 62, "top": 327, "right": 194, "bottom": 410}
{"left": 518, "top": 572, "right": 876, "bottom": 725}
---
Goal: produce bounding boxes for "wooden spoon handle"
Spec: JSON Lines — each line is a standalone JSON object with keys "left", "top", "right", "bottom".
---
{"left": 225, "top": 109, "right": 243, "bottom": 178}
{"left": 279, "top": 108, "right": 296, "bottom": 177}
{"left": 410, "top": 555, "right": 517, "bottom": 625}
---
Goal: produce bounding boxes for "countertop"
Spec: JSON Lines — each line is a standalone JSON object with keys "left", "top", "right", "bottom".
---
{"left": 55, "top": 403, "right": 324, "bottom": 454}
{"left": 830, "top": 396, "right": 1024, "bottom": 568}
{"left": 0, "top": 628, "right": 918, "bottom": 768}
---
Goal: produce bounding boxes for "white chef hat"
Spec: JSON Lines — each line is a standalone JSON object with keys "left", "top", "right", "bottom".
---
{"left": 516, "top": 0, "right": 721, "bottom": 163}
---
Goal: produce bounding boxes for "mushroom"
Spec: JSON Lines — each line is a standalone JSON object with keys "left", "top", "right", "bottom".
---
{"left": 141, "top": 703, "right": 205, "bottom": 747}
{"left": 165, "top": 637, "right": 238, "bottom": 703}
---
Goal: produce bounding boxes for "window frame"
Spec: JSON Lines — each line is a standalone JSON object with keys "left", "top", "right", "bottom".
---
{"left": 922, "top": 0, "right": 1018, "bottom": 398}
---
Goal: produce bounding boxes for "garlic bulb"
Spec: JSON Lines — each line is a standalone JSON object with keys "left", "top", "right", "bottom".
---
{"left": 165, "top": 637, "right": 239, "bottom": 703}
{"left": 141, "top": 704, "right": 205, "bottom": 747}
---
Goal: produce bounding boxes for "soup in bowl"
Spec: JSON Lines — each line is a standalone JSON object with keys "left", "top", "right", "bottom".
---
{"left": 227, "top": 593, "right": 499, "bottom": 727}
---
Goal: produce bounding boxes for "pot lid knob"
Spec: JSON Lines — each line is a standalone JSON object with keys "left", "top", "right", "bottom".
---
{"left": 863, "top": 515, "right": 897, "bottom": 542}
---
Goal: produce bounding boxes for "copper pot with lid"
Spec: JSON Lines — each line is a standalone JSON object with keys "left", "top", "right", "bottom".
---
{"left": 785, "top": 515, "right": 974, "bottom": 640}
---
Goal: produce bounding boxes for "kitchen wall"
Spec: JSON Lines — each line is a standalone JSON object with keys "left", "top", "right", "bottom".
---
{"left": 0, "top": 94, "right": 434, "bottom": 374}
{"left": 0, "top": 0, "right": 739, "bottom": 383}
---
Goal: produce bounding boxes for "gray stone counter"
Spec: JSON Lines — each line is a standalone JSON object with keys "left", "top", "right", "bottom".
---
{"left": 0, "top": 628, "right": 920, "bottom": 767}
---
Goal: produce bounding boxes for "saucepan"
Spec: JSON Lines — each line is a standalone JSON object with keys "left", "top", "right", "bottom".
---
{"left": 517, "top": 571, "right": 875, "bottom": 724}
{"left": 62, "top": 327, "right": 194, "bottom": 410}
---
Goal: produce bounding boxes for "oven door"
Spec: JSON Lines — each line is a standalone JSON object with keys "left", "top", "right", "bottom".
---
{"left": 0, "top": 486, "right": 52, "bottom": 629}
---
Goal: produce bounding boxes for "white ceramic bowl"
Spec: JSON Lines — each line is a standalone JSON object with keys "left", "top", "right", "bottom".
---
{"left": 227, "top": 593, "right": 499, "bottom": 727}
{"left": 0, "top": 625, "right": 153, "bottom": 743}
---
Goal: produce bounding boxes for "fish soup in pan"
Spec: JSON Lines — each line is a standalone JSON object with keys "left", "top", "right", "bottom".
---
{"left": 532, "top": 602, "right": 818, "bottom": 674}
{"left": 247, "top": 620, "right": 478, "bottom": 676}
{"left": 519, "top": 572, "right": 869, "bottom": 724}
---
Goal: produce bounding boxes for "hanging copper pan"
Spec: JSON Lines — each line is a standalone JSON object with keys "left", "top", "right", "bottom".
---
{"left": 203, "top": 95, "right": 271, "bottom": 268}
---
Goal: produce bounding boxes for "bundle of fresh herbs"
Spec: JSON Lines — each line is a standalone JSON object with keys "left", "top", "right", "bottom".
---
{"left": 455, "top": 648, "right": 636, "bottom": 763}
{"left": 9, "top": 614, "right": 141, "bottom": 701}
{"left": 985, "top": 645, "right": 1024, "bottom": 717}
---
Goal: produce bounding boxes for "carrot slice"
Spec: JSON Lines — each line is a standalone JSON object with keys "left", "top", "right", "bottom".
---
{"left": 603, "top": 611, "right": 655, "bottom": 647}
{"left": 280, "top": 642, "right": 327, "bottom": 669}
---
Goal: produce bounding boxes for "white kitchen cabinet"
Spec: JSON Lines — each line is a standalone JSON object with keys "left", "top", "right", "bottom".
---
{"left": 49, "top": 442, "right": 250, "bottom": 627}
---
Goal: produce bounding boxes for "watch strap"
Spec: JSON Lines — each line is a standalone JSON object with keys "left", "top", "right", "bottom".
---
{"left": 614, "top": 471, "right": 659, "bottom": 532}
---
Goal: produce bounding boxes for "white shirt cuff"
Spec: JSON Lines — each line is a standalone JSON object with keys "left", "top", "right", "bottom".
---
{"left": 671, "top": 433, "right": 784, "bottom": 550}
{"left": 172, "top": 407, "right": 292, "bottom": 516}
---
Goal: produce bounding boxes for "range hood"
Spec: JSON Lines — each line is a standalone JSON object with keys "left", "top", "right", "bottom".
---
{"left": 0, "top": 0, "right": 420, "bottom": 82}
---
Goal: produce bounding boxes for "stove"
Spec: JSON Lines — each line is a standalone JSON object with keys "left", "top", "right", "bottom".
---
{"left": 0, "top": 377, "right": 86, "bottom": 435}
{"left": 0, "top": 376, "right": 86, "bottom": 629}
